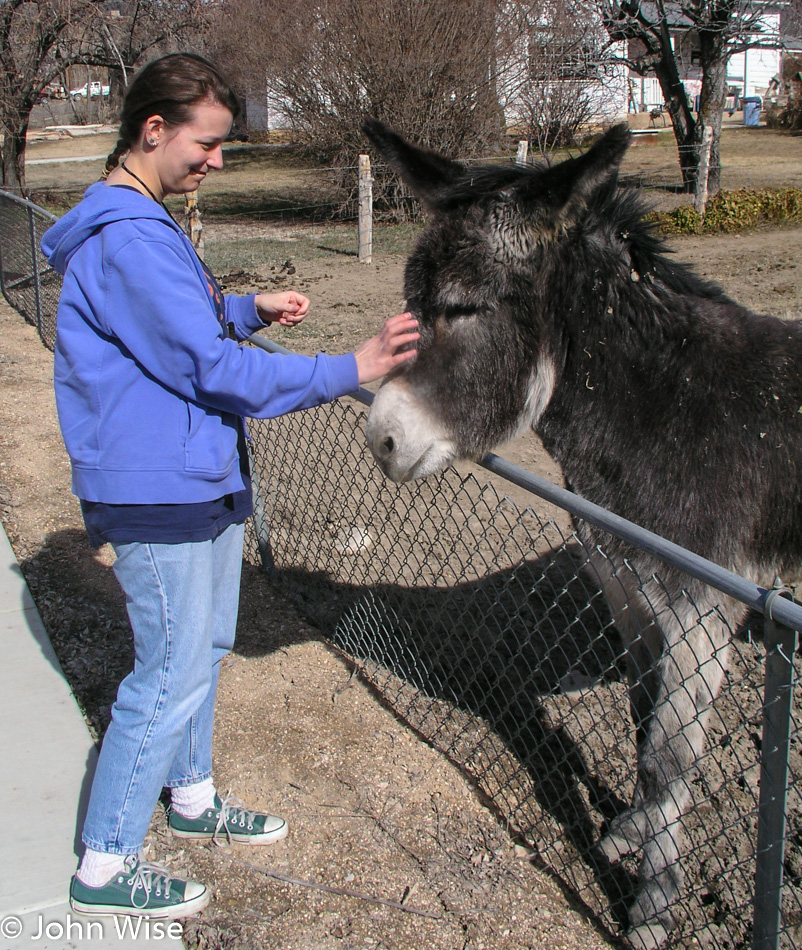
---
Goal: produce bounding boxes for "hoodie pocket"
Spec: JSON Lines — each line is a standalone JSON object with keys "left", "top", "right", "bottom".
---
{"left": 183, "top": 402, "right": 239, "bottom": 475}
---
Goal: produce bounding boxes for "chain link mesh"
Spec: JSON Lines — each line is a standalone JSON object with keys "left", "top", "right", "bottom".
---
{"left": 0, "top": 192, "right": 59, "bottom": 350}
{"left": 3, "top": 189, "right": 801, "bottom": 949}
{"left": 244, "top": 396, "right": 802, "bottom": 950}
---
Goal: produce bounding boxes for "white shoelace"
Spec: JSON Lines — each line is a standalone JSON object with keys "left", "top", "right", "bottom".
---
{"left": 123, "top": 857, "right": 174, "bottom": 908}
{"left": 213, "top": 793, "right": 257, "bottom": 846}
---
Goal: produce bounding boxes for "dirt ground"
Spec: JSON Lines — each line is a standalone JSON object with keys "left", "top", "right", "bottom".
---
{"left": 0, "top": 293, "right": 611, "bottom": 950}
{"left": 2, "top": 130, "right": 802, "bottom": 950}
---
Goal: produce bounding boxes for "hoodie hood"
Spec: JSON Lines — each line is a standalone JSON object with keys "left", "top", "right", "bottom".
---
{"left": 41, "top": 181, "right": 182, "bottom": 275}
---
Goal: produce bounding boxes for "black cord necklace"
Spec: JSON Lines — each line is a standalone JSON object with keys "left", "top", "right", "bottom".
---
{"left": 120, "top": 161, "right": 175, "bottom": 222}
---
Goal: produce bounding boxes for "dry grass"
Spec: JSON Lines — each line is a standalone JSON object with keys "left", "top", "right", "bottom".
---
{"left": 23, "top": 124, "right": 802, "bottom": 220}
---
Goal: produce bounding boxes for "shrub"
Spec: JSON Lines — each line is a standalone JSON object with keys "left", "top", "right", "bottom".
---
{"left": 649, "top": 187, "right": 802, "bottom": 235}
{"left": 654, "top": 205, "right": 703, "bottom": 235}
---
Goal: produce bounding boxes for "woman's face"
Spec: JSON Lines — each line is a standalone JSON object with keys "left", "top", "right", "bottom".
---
{"left": 154, "top": 98, "right": 233, "bottom": 195}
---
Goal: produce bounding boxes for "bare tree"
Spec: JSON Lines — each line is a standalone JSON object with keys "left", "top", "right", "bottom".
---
{"left": 501, "top": 0, "right": 622, "bottom": 153}
{"left": 212, "top": 0, "right": 510, "bottom": 165}
{"left": 0, "top": 0, "right": 210, "bottom": 195}
{"left": 597, "top": 0, "right": 785, "bottom": 194}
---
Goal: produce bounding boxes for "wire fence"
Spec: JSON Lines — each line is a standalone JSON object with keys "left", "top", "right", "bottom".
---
{"left": 23, "top": 122, "right": 802, "bottom": 229}
{"left": 3, "top": 188, "right": 802, "bottom": 950}
{"left": 0, "top": 191, "right": 58, "bottom": 349}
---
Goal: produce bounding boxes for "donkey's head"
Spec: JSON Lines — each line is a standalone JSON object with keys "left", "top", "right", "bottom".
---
{"left": 363, "top": 119, "right": 631, "bottom": 483}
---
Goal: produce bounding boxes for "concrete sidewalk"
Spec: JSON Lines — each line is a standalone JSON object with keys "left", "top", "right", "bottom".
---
{"left": 0, "top": 527, "right": 182, "bottom": 949}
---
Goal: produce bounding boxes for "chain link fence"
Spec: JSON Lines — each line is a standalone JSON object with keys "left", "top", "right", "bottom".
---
{"left": 243, "top": 337, "right": 802, "bottom": 950}
{"left": 3, "top": 189, "right": 802, "bottom": 950}
{"left": 0, "top": 191, "right": 58, "bottom": 349}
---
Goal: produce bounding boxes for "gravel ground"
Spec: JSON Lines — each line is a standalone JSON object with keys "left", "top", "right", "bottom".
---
{"left": 0, "top": 294, "right": 614, "bottom": 950}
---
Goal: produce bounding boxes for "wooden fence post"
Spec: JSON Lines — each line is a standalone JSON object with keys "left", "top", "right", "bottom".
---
{"left": 516, "top": 140, "right": 528, "bottom": 165}
{"left": 358, "top": 154, "right": 373, "bottom": 264}
{"left": 184, "top": 191, "right": 204, "bottom": 259}
{"left": 694, "top": 126, "right": 714, "bottom": 219}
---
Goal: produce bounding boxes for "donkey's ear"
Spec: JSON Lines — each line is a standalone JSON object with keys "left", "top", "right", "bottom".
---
{"left": 514, "top": 123, "right": 632, "bottom": 213}
{"left": 362, "top": 118, "right": 465, "bottom": 206}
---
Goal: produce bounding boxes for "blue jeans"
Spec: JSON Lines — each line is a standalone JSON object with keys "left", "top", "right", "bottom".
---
{"left": 81, "top": 522, "right": 244, "bottom": 855}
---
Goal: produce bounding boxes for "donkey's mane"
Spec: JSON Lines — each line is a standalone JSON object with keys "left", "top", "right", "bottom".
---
{"left": 581, "top": 177, "right": 734, "bottom": 305}
{"left": 436, "top": 155, "right": 732, "bottom": 307}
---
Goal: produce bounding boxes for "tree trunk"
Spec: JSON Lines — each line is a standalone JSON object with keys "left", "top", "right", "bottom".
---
{"left": 1, "top": 121, "right": 29, "bottom": 195}
{"left": 646, "top": 9, "right": 695, "bottom": 190}
{"left": 650, "top": 54, "right": 699, "bottom": 192}
{"left": 649, "top": 26, "right": 728, "bottom": 196}
{"left": 696, "top": 33, "right": 729, "bottom": 194}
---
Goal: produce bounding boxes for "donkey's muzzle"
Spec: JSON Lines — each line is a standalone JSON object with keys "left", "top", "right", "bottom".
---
{"left": 365, "top": 382, "right": 457, "bottom": 483}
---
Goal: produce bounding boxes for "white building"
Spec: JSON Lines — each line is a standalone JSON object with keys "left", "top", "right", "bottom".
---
{"left": 627, "top": 5, "right": 783, "bottom": 112}
{"left": 496, "top": 7, "right": 631, "bottom": 134}
{"left": 727, "top": 40, "right": 782, "bottom": 100}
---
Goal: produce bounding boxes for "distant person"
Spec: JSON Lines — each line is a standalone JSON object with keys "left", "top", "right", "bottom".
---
{"left": 41, "top": 52, "right": 418, "bottom": 919}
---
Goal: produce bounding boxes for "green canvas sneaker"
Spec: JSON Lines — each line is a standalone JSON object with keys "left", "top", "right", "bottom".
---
{"left": 169, "top": 793, "right": 288, "bottom": 845}
{"left": 69, "top": 856, "right": 209, "bottom": 918}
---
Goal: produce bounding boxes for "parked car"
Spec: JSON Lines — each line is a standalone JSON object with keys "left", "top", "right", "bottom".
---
{"left": 69, "top": 81, "right": 110, "bottom": 100}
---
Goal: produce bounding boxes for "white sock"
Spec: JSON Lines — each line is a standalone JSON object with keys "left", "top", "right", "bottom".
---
{"left": 170, "top": 778, "right": 217, "bottom": 819}
{"left": 77, "top": 849, "right": 128, "bottom": 887}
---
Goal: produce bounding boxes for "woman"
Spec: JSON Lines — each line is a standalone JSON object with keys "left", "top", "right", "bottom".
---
{"left": 41, "top": 52, "right": 418, "bottom": 919}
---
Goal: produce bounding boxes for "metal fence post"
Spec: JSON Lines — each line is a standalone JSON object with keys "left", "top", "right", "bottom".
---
{"left": 246, "top": 435, "right": 275, "bottom": 575}
{"left": 752, "top": 584, "right": 799, "bottom": 950}
{"left": 27, "top": 205, "right": 45, "bottom": 340}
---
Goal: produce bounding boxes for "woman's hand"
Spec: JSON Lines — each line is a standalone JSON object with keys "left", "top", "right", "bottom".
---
{"left": 255, "top": 291, "right": 310, "bottom": 327}
{"left": 354, "top": 312, "right": 419, "bottom": 384}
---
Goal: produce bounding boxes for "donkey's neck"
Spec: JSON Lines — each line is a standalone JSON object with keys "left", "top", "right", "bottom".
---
{"left": 533, "top": 248, "right": 793, "bottom": 507}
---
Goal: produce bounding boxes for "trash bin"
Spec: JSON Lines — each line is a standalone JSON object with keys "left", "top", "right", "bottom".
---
{"left": 742, "top": 97, "right": 762, "bottom": 127}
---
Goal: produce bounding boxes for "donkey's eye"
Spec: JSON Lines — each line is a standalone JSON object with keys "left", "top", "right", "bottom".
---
{"left": 442, "top": 305, "right": 481, "bottom": 321}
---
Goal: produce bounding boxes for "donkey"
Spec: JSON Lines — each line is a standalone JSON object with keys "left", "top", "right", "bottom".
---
{"left": 362, "top": 118, "right": 802, "bottom": 949}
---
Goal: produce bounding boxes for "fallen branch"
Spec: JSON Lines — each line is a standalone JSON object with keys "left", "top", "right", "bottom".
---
{"left": 215, "top": 850, "right": 442, "bottom": 920}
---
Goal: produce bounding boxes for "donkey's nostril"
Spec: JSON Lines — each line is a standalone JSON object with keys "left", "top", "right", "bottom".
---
{"left": 381, "top": 436, "right": 395, "bottom": 458}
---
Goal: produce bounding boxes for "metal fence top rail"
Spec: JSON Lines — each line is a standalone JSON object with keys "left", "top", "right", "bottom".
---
{"left": 249, "top": 332, "right": 802, "bottom": 635}
{"left": 0, "top": 189, "right": 57, "bottom": 221}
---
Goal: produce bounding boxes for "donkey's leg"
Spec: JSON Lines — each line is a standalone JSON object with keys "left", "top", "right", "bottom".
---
{"left": 584, "top": 547, "right": 664, "bottom": 743}
{"left": 606, "top": 595, "right": 732, "bottom": 950}
{"left": 590, "top": 557, "right": 665, "bottom": 858}
{"left": 586, "top": 551, "right": 666, "bottom": 854}
{"left": 585, "top": 549, "right": 732, "bottom": 944}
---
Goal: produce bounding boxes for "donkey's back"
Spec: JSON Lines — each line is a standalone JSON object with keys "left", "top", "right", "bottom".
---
{"left": 534, "top": 210, "right": 802, "bottom": 585}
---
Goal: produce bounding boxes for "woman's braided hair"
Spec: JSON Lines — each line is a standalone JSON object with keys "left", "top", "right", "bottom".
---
{"left": 102, "top": 52, "right": 241, "bottom": 178}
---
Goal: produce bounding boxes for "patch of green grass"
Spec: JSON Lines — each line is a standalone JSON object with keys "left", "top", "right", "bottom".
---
{"left": 204, "top": 230, "right": 357, "bottom": 274}
{"left": 221, "top": 143, "right": 310, "bottom": 170}
{"left": 198, "top": 185, "right": 342, "bottom": 220}
{"left": 197, "top": 144, "right": 345, "bottom": 220}
{"left": 372, "top": 222, "right": 424, "bottom": 255}
{"left": 29, "top": 187, "right": 87, "bottom": 215}
{"left": 204, "top": 239, "right": 286, "bottom": 273}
